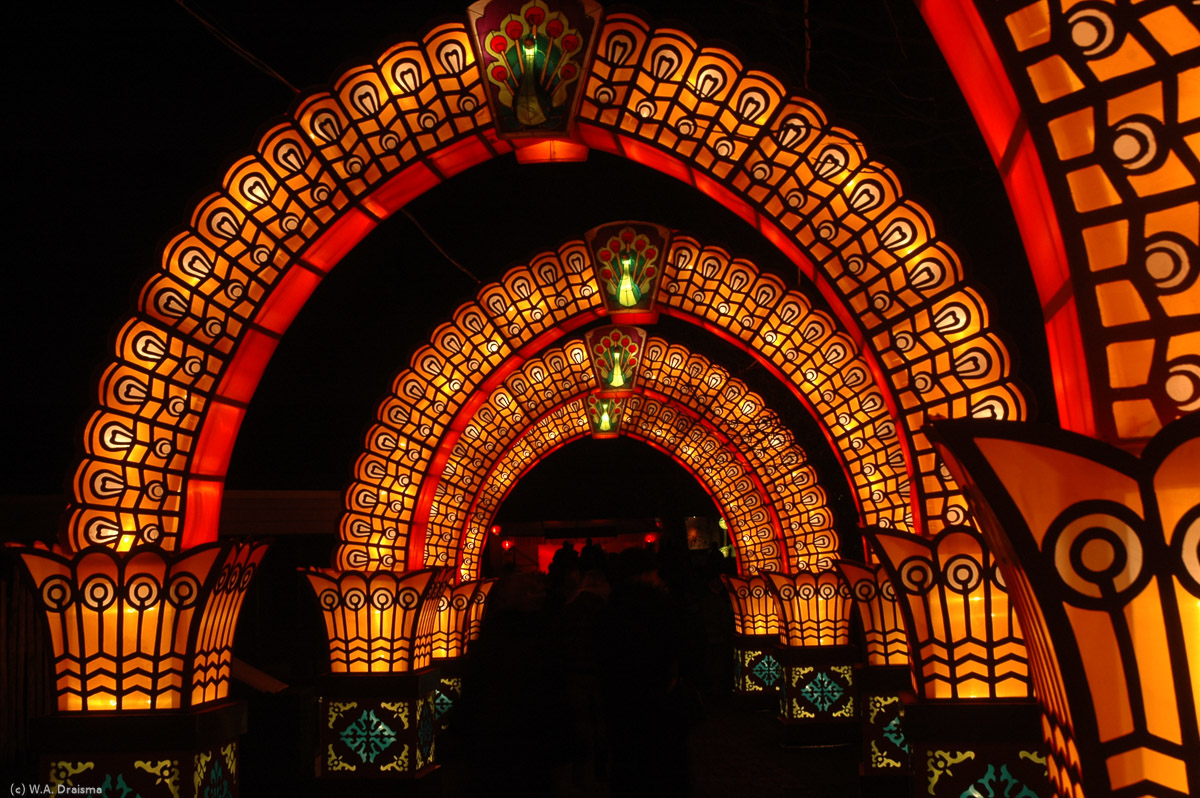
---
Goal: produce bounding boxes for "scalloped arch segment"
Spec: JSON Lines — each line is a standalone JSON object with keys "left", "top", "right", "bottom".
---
{"left": 347, "top": 336, "right": 843, "bottom": 578}
{"left": 64, "top": 10, "right": 1026, "bottom": 556}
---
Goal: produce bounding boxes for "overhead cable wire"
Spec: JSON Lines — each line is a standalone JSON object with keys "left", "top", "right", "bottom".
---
{"left": 175, "top": 0, "right": 301, "bottom": 94}
{"left": 401, "top": 209, "right": 483, "bottom": 285}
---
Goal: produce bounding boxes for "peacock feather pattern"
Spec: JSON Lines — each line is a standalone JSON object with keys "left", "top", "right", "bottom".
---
{"left": 596, "top": 227, "right": 659, "bottom": 311}
{"left": 482, "top": 0, "right": 583, "bottom": 130}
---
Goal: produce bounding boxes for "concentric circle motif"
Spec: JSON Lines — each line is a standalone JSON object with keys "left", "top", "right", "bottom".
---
{"left": 853, "top": 578, "right": 878, "bottom": 602}
{"left": 126, "top": 574, "right": 161, "bottom": 610}
{"left": 343, "top": 588, "right": 368, "bottom": 611}
{"left": 371, "top": 587, "right": 396, "bottom": 611}
{"left": 41, "top": 576, "right": 75, "bottom": 611}
{"left": 898, "top": 557, "right": 935, "bottom": 594}
{"left": 398, "top": 587, "right": 422, "bottom": 609}
{"left": 319, "top": 589, "right": 340, "bottom": 610}
{"left": 166, "top": 573, "right": 202, "bottom": 609}
{"left": 80, "top": 574, "right": 117, "bottom": 611}
{"left": 943, "top": 554, "right": 982, "bottom": 595}
{"left": 1047, "top": 504, "right": 1148, "bottom": 606}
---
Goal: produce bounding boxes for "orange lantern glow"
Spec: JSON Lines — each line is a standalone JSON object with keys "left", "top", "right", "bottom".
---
{"left": 302, "top": 567, "right": 458, "bottom": 674}
{"left": 721, "top": 574, "right": 783, "bottom": 697}
{"left": 865, "top": 525, "right": 1031, "bottom": 701}
{"left": 933, "top": 416, "right": 1200, "bottom": 798}
{"left": 837, "top": 559, "right": 912, "bottom": 778}
{"left": 14, "top": 540, "right": 266, "bottom": 712}
{"left": 866, "top": 524, "right": 1048, "bottom": 796}
{"left": 764, "top": 571, "right": 857, "bottom": 728}
{"left": 431, "top": 578, "right": 496, "bottom": 661}
{"left": 765, "top": 571, "right": 853, "bottom": 648}
{"left": 836, "top": 560, "right": 909, "bottom": 669}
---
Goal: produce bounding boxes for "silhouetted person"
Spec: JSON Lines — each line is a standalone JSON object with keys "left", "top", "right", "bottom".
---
{"left": 552, "top": 538, "right": 580, "bottom": 568}
{"left": 456, "top": 572, "right": 567, "bottom": 797}
{"left": 555, "top": 568, "right": 611, "bottom": 795}
{"left": 600, "top": 547, "right": 691, "bottom": 797}
{"left": 579, "top": 537, "right": 605, "bottom": 572}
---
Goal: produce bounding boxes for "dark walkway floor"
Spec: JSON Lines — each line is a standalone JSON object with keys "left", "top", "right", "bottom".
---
{"left": 690, "top": 702, "right": 860, "bottom": 798}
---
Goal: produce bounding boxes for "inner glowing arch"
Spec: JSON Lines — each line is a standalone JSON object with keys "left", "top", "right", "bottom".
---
{"left": 397, "top": 337, "right": 840, "bottom": 578}
{"left": 65, "top": 13, "right": 1028, "bottom": 556}
{"left": 454, "top": 395, "right": 804, "bottom": 580}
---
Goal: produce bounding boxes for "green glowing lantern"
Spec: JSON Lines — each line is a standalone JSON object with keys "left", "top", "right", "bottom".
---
{"left": 585, "top": 221, "right": 670, "bottom": 323}
{"left": 585, "top": 325, "right": 646, "bottom": 397}
{"left": 586, "top": 394, "right": 623, "bottom": 439}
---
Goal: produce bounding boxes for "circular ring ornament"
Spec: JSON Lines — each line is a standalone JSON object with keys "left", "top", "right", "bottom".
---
{"left": 41, "top": 576, "right": 75, "bottom": 611}
{"left": 898, "top": 556, "right": 935, "bottom": 594}
{"left": 167, "top": 573, "right": 202, "bottom": 609}
{"left": 1046, "top": 502, "right": 1150, "bottom": 607}
{"left": 126, "top": 574, "right": 160, "bottom": 610}
{"left": 80, "top": 574, "right": 117, "bottom": 611}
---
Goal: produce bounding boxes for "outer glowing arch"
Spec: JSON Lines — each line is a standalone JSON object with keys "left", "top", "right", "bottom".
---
{"left": 65, "top": 13, "right": 1028, "bottom": 556}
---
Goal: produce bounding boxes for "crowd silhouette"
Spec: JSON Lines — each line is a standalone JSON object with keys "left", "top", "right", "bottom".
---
{"left": 446, "top": 528, "right": 736, "bottom": 797}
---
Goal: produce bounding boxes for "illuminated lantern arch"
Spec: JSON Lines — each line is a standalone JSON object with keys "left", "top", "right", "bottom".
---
{"left": 923, "top": 2, "right": 1200, "bottom": 445}
{"left": 407, "top": 337, "right": 842, "bottom": 578}
{"left": 452, "top": 389, "right": 815, "bottom": 579}
{"left": 64, "top": 9, "right": 1031, "bottom": 558}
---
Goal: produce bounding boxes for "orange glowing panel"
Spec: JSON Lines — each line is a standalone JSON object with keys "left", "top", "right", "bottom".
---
{"left": 512, "top": 137, "right": 590, "bottom": 163}
{"left": 13, "top": 540, "right": 264, "bottom": 712}
{"left": 765, "top": 571, "right": 853, "bottom": 648}
{"left": 301, "top": 568, "right": 437, "bottom": 673}
{"left": 836, "top": 559, "right": 909, "bottom": 667}
{"left": 431, "top": 578, "right": 496, "bottom": 660}
{"left": 721, "top": 574, "right": 783, "bottom": 638}
{"left": 866, "top": 525, "right": 1032, "bottom": 702}
{"left": 934, "top": 416, "right": 1200, "bottom": 798}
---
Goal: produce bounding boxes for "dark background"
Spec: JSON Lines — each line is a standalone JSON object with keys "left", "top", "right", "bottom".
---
{"left": 2, "top": 0, "right": 1051, "bottom": 534}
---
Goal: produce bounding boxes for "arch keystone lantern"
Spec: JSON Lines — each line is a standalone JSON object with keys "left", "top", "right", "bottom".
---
{"left": 466, "top": 0, "right": 602, "bottom": 138}
{"left": 586, "top": 394, "right": 624, "bottom": 438}
{"left": 585, "top": 220, "right": 670, "bottom": 323}
{"left": 586, "top": 324, "right": 647, "bottom": 396}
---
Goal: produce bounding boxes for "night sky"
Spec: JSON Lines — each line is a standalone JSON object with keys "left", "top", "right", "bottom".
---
{"left": 3, "top": 1, "right": 1052, "bottom": 534}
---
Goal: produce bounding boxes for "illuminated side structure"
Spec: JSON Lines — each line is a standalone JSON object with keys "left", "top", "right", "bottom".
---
{"left": 934, "top": 417, "right": 1199, "bottom": 798}
{"left": 866, "top": 525, "right": 1048, "bottom": 798}
{"left": 837, "top": 560, "right": 913, "bottom": 785}
{"left": 21, "top": 1, "right": 1196, "bottom": 794}
{"left": 765, "top": 572, "right": 856, "bottom": 737}
{"left": 721, "top": 574, "right": 783, "bottom": 700}
{"left": 430, "top": 578, "right": 496, "bottom": 727}
{"left": 301, "top": 567, "right": 464, "bottom": 779}
{"left": 14, "top": 540, "right": 266, "bottom": 798}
